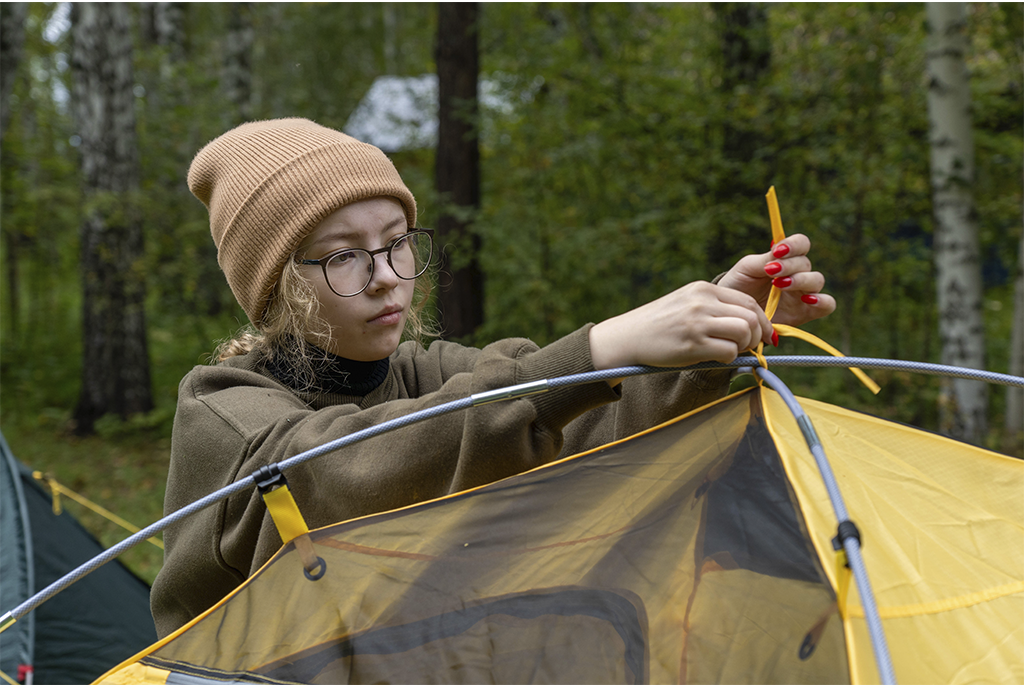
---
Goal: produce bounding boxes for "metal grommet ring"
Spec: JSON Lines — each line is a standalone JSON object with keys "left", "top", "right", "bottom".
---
{"left": 304, "top": 556, "right": 327, "bottom": 581}
{"left": 798, "top": 632, "right": 817, "bottom": 660}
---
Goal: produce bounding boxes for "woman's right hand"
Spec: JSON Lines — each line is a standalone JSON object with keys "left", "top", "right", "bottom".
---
{"left": 588, "top": 281, "right": 774, "bottom": 382}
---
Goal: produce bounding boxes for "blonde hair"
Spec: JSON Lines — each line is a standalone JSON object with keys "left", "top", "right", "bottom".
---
{"left": 214, "top": 258, "right": 437, "bottom": 383}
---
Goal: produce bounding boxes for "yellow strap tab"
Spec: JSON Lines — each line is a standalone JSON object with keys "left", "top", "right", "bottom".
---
{"left": 261, "top": 482, "right": 322, "bottom": 575}
{"left": 764, "top": 187, "right": 786, "bottom": 321}
{"left": 262, "top": 483, "right": 311, "bottom": 543}
{"left": 32, "top": 471, "right": 164, "bottom": 550}
{"left": 759, "top": 188, "right": 881, "bottom": 395}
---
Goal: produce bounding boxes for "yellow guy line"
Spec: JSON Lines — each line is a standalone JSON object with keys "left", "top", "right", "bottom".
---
{"left": 33, "top": 472, "right": 163, "bottom": 550}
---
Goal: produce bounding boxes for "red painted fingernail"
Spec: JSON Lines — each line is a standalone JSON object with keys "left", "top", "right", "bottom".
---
{"left": 765, "top": 262, "right": 783, "bottom": 276}
{"left": 772, "top": 243, "right": 790, "bottom": 258}
{"left": 771, "top": 330, "right": 779, "bottom": 347}
{"left": 770, "top": 239, "right": 775, "bottom": 248}
{"left": 801, "top": 294, "right": 819, "bottom": 305}
{"left": 772, "top": 277, "right": 793, "bottom": 288}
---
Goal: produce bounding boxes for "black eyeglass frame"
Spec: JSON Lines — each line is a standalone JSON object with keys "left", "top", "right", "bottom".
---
{"left": 297, "top": 228, "right": 434, "bottom": 298}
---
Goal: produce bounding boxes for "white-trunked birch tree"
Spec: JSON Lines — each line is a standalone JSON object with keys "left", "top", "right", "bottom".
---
{"left": 71, "top": 3, "right": 153, "bottom": 435}
{"left": 926, "top": 2, "right": 988, "bottom": 444}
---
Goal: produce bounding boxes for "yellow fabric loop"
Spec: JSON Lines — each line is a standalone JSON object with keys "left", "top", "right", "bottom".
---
{"left": 261, "top": 483, "right": 321, "bottom": 575}
{"left": 262, "top": 484, "right": 311, "bottom": 544}
{"left": 762, "top": 187, "right": 881, "bottom": 395}
{"left": 773, "top": 325, "right": 881, "bottom": 394}
{"left": 32, "top": 472, "right": 164, "bottom": 550}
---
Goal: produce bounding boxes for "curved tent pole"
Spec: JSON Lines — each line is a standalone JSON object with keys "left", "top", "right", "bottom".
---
{"left": 2, "top": 357, "right": 1021, "bottom": 658}
{"left": 753, "top": 367, "right": 897, "bottom": 685}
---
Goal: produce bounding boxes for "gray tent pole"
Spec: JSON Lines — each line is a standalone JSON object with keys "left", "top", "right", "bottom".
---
{"left": 2, "top": 357, "right": 1020, "bottom": 645}
{"left": 753, "top": 366, "right": 897, "bottom": 685}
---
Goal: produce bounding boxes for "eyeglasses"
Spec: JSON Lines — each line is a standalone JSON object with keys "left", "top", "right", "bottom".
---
{"left": 298, "top": 229, "right": 434, "bottom": 297}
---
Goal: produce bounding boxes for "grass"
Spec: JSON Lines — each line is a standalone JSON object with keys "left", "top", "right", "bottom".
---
{"left": 3, "top": 410, "right": 170, "bottom": 585}
{"left": 0, "top": 310, "right": 244, "bottom": 586}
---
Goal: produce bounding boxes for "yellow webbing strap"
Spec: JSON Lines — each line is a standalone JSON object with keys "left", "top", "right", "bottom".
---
{"left": 261, "top": 483, "right": 321, "bottom": 575}
{"left": 752, "top": 187, "right": 881, "bottom": 395}
{"left": 774, "top": 324, "right": 882, "bottom": 394}
{"left": 764, "top": 186, "right": 788, "bottom": 322}
{"left": 0, "top": 668, "right": 18, "bottom": 686}
{"left": 32, "top": 472, "right": 163, "bottom": 550}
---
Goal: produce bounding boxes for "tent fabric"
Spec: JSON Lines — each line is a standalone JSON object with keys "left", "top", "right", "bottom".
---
{"left": 0, "top": 433, "right": 35, "bottom": 682}
{"left": 0, "top": 432, "right": 159, "bottom": 684}
{"left": 762, "top": 392, "right": 1024, "bottom": 684}
{"left": 97, "top": 387, "right": 1023, "bottom": 684}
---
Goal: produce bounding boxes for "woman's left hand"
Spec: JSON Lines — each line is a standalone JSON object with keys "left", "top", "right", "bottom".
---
{"left": 716, "top": 233, "right": 837, "bottom": 328}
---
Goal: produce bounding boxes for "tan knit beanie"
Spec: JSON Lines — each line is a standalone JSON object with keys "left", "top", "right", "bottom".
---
{"left": 187, "top": 118, "right": 417, "bottom": 326}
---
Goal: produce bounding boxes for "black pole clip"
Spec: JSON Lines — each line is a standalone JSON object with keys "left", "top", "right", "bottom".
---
{"left": 253, "top": 464, "right": 286, "bottom": 494}
{"left": 831, "top": 520, "right": 862, "bottom": 562}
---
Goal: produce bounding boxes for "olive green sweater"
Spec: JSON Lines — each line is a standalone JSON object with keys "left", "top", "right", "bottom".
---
{"left": 150, "top": 325, "right": 731, "bottom": 637}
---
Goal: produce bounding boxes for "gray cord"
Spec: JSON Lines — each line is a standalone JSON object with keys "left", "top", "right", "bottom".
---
{"left": 755, "top": 367, "right": 897, "bottom": 685}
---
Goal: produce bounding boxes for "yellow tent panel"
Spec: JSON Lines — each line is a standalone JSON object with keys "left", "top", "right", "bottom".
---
{"left": 764, "top": 392, "right": 1023, "bottom": 684}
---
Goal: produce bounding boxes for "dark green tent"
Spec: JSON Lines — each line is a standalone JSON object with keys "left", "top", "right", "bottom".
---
{"left": 0, "top": 432, "right": 157, "bottom": 684}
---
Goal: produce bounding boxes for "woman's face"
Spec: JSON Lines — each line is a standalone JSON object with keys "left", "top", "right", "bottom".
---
{"left": 296, "top": 197, "right": 415, "bottom": 361}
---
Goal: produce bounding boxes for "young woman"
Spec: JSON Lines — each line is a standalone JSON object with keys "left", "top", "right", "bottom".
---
{"left": 150, "top": 118, "right": 835, "bottom": 637}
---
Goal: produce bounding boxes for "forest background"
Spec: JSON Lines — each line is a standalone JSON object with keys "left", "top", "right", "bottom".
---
{"left": 1, "top": 2, "right": 1021, "bottom": 584}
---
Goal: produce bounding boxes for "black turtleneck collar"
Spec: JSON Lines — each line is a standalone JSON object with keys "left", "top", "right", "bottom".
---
{"left": 265, "top": 344, "right": 390, "bottom": 397}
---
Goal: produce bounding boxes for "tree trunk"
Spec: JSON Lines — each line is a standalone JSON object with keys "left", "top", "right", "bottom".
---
{"left": 223, "top": 3, "right": 254, "bottom": 126}
{"left": 707, "top": 2, "right": 772, "bottom": 273}
{"left": 926, "top": 2, "right": 987, "bottom": 443}
{"left": 0, "top": 2, "right": 27, "bottom": 341}
{"left": 383, "top": 3, "right": 398, "bottom": 73}
{"left": 0, "top": 2, "right": 28, "bottom": 143}
{"left": 71, "top": 3, "right": 153, "bottom": 435}
{"left": 435, "top": 2, "right": 483, "bottom": 340}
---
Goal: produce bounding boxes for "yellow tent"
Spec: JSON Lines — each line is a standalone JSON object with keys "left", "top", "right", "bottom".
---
{"left": 97, "top": 384, "right": 1023, "bottom": 684}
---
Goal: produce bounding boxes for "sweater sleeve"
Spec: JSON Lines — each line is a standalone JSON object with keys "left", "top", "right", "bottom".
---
{"left": 559, "top": 367, "right": 734, "bottom": 458}
{"left": 152, "top": 326, "right": 618, "bottom": 637}
{"left": 550, "top": 271, "right": 734, "bottom": 451}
